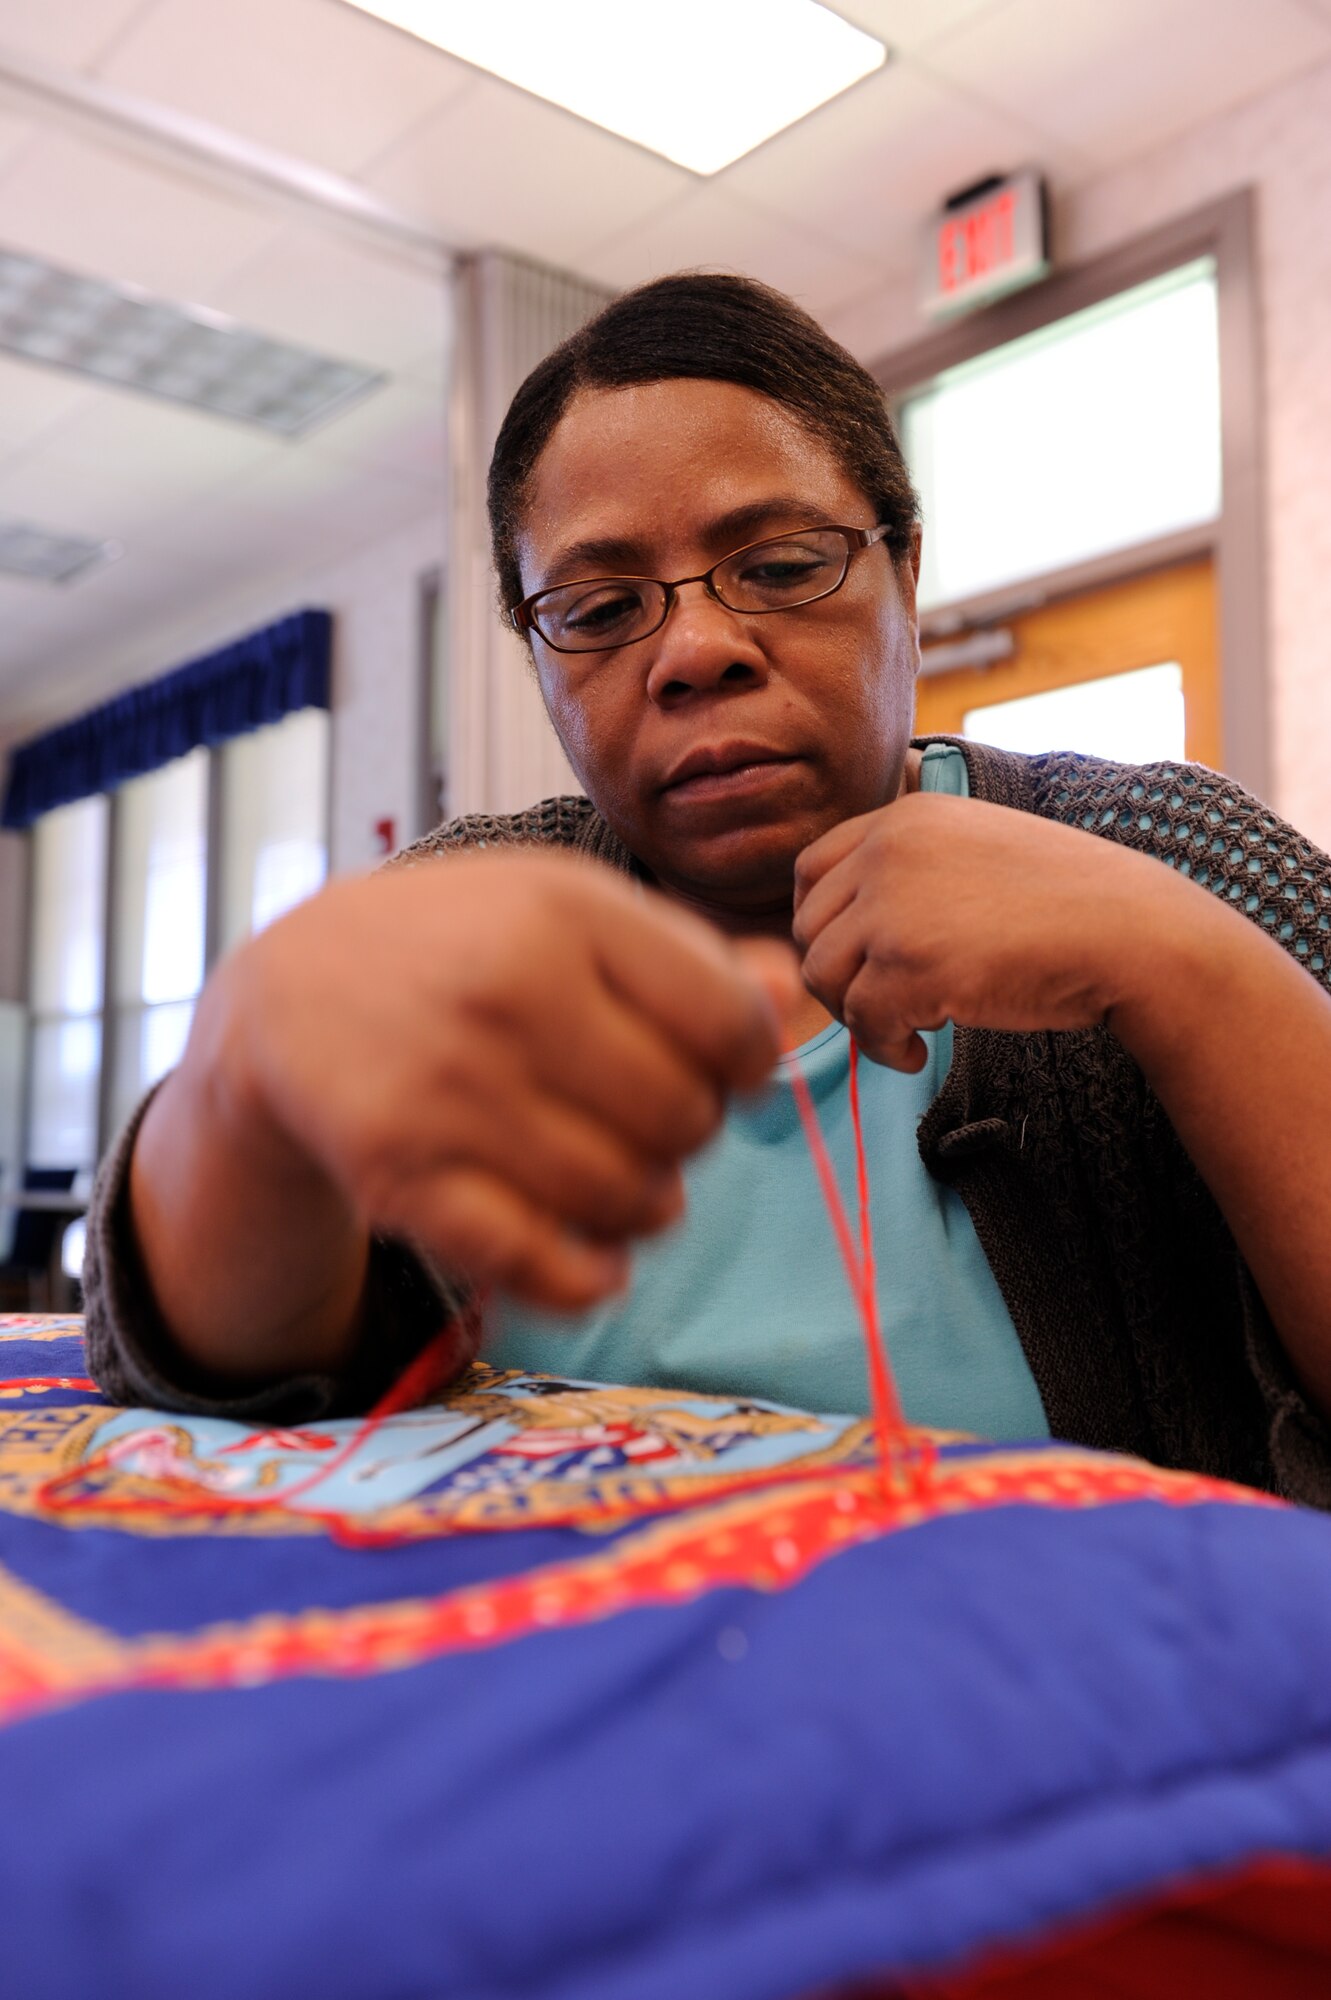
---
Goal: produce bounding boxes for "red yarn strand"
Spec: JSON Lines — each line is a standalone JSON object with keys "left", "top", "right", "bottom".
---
{"left": 37, "top": 1305, "right": 480, "bottom": 1528}
{"left": 787, "top": 1058, "right": 866, "bottom": 1304}
{"left": 847, "top": 1042, "right": 908, "bottom": 1452}
{"left": 790, "top": 1039, "right": 931, "bottom": 1504}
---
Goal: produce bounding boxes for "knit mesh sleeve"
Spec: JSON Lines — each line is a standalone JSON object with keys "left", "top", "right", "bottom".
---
{"left": 1029, "top": 753, "right": 1331, "bottom": 998}
{"left": 1029, "top": 751, "right": 1331, "bottom": 1503}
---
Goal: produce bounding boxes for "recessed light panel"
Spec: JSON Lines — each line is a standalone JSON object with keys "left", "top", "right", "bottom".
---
{"left": 0, "top": 519, "right": 119, "bottom": 585}
{"left": 0, "top": 250, "right": 384, "bottom": 436}
{"left": 343, "top": 0, "right": 887, "bottom": 175}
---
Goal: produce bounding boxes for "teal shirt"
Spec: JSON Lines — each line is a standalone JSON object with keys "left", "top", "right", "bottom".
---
{"left": 487, "top": 746, "right": 1049, "bottom": 1440}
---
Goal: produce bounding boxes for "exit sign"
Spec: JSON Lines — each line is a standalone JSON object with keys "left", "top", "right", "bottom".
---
{"left": 921, "top": 171, "right": 1049, "bottom": 318}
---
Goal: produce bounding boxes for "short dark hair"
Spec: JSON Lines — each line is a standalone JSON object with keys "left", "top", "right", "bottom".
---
{"left": 487, "top": 271, "right": 920, "bottom": 622}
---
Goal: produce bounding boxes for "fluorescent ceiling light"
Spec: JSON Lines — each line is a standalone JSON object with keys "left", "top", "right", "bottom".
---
{"left": 0, "top": 518, "right": 119, "bottom": 585}
{"left": 343, "top": 0, "right": 886, "bottom": 176}
{"left": 0, "top": 250, "right": 384, "bottom": 437}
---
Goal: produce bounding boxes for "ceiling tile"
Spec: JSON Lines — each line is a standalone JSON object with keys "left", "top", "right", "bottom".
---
{"left": 0, "top": 449, "right": 142, "bottom": 545}
{"left": 0, "top": 356, "right": 97, "bottom": 461}
{"left": 100, "top": 0, "right": 475, "bottom": 177}
{"left": 825, "top": 0, "right": 1010, "bottom": 52}
{"left": 0, "top": 393, "right": 283, "bottom": 541}
{"left": 0, "top": 0, "right": 150, "bottom": 71}
{"left": 0, "top": 578, "right": 55, "bottom": 658}
{"left": 364, "top": 76, "right": 690, "bottom": 265}
{"left": 213, "top": 222, "right": 448, "bottom": 373}
{"left": 304, "top": 377, "right": 445, "bottom": 490}
{"left": 578, "top": 185, "right": 885, "bottom": 320}
{"left": 144, "top": 450, "right": 439, "bottom": 593}
{"left": 0, "top": 112, "right": 35, "bottom": 178}
{"left": 400, "top": 344, "right": 450, "bottom": 392}
{"left": 721, "top": 61, "right": 1085, "bottom": 267}
{"left": 0, "top": 128, "right": 283, "bottom": 301}
{"left": 40, "top": 389, "right": 285, "bottom": 484}
{"left": 922, "top": 0, "right": 1331, "bottom": 169}
{"left": 822, "top": 269, "right": 920, "bottom": 364}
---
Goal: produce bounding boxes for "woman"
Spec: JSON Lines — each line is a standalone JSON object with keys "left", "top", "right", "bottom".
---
{"left": 86, "top": 274, "right": 1331, "bottom": 1503}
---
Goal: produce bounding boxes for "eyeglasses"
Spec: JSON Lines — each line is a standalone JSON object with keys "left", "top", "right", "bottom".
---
{"left": 510, "top": 523, "right": 893, "bottom": 655}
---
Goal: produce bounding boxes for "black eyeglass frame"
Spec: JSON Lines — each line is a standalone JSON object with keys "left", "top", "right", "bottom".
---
{"left": 509, "top": 522, "right": 894, "bottom": 654}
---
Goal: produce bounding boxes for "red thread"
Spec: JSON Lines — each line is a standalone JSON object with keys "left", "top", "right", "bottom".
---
{"left": 789, "top": 1040, "right": 932, "bottom": 1504}
{"left": 40, "top": 1047, "right": 931, "bottom": 1537}
{"left": 36, "top": 1307, "right": 478, "bottom": 1532}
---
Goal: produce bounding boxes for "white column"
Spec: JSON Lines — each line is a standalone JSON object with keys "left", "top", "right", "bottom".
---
{"left": 446, "top": 252, "right": 613, "bottom": 820}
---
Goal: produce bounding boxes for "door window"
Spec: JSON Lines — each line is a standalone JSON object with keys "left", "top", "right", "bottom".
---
{"left": 899, "top": 261, "right": 1221, "bottom": 614}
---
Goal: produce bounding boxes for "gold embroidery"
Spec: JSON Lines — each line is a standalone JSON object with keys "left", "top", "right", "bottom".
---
{"left": 0, "top": 1562, "right": 127, "bottom": 1705}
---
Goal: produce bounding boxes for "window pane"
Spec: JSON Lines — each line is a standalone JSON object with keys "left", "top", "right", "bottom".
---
{"left": 901, "top": 262, "right": 1221, "bottom": 612}
{"left": 219, "top": 709, "right": 329, "bottom": 955}
{"left": 61, "top": 1215, "right": 87, "bottom": 1283}
{"left": 963, "top": 662, "right": 1186, "bottom": 763}
{"left": 0, "top": 1000, "right": 25, "bottom": 1259}
{"left": 113, "top": 750, "right": 207, "bottom": 1006}
{"left": 28, "top": 1016, "right": 101, "bottom": 1170}
{"left": 105, "top": 999, "right": 194, "bottom": 1140}
{"left": 30, "top": 796, "right": 108, "bottom": 1016}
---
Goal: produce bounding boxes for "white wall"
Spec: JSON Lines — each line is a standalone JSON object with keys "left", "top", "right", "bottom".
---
{"left": 829, "top": 55, "right": 1331, "bottom": 853}
{"left": 319, "top": 510, "right": 443, "bottom": 872}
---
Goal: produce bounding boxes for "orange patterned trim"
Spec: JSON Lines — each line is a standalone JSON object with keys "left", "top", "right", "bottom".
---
{"left": 0, "top": 1446, "right": 1276, "bottom": 1728}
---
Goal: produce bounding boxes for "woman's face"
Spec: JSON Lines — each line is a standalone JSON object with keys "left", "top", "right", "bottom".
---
{"left": 515, "top": 377, "right": 920, "bottom": 923}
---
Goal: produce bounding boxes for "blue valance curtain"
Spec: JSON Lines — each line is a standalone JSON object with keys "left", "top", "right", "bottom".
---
{"left": 1, "top": 608, "right": 331, "bottom": 830}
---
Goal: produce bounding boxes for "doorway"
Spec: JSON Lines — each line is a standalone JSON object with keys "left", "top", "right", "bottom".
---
{"left": 913, "top": 556, "right": 1220, "bottom": 769}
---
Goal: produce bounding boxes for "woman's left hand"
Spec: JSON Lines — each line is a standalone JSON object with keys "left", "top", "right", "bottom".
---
{"left": 792, "top": 792, "right": 1188, "bottom": 1070}
{"left": 796, "top": 785, "right": 1331, "bottom": 1424}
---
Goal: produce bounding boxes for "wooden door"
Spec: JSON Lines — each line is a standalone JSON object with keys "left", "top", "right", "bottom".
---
{"left": 913, "top": 557, "right": 1221, "bottom": 769}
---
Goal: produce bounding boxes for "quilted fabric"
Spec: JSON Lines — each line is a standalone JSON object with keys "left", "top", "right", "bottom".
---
{"left": 2, "top": 1316, "right": 1330, "bottom": 1999}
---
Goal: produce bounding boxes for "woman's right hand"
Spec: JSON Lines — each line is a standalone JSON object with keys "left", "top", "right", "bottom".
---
{"left": 162, "top": 850, "right": 796, "bottom": 1325}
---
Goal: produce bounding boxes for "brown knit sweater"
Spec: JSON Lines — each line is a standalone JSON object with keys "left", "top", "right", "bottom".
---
{"left": 83, "top": 739, "right": 1331, "bottom": 1507}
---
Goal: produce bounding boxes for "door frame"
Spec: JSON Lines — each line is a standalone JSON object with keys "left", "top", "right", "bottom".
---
{"left": 871, "top": 191, "right": 1267, "bottom": 799}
